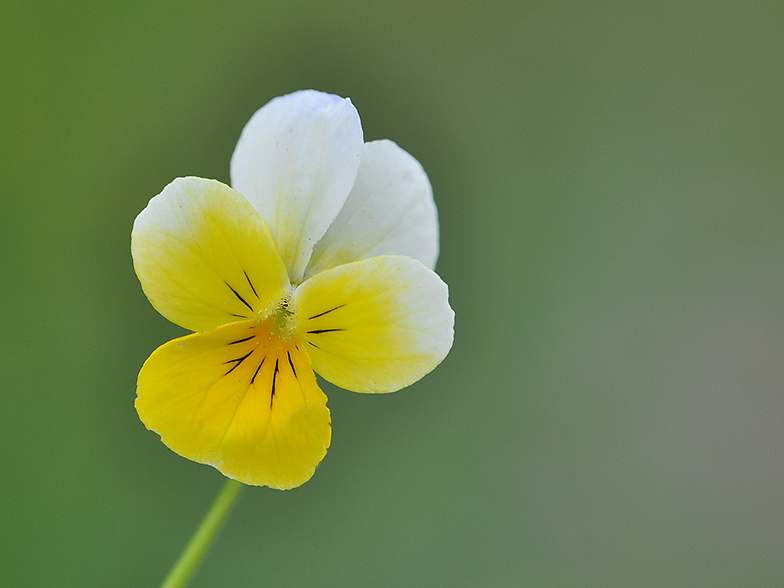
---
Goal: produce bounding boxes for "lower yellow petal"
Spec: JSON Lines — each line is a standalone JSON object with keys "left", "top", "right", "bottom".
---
{"left": 292, "top": 255, "right": 454, "bottom": 393}
{"left": 135, "top": 318, "right": 331, "bottom": 489}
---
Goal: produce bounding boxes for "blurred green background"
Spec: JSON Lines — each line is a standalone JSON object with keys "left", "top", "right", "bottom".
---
{"left": 2, "top": 1, "right": 783, "bottom": 586}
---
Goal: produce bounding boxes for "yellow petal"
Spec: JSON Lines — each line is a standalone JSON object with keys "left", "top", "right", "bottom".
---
{"left": 292, "top": 255, "right": 454, "bottom": 393}
{"left": 135, "top": 317, "right": 331, "bottom": 489}
{"left": 132, "top": 177, "right": 290, "bottom": 332}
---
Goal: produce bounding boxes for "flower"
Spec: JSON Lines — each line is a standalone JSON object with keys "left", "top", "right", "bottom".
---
{"left": 132, "top": 90, "right": 454, "bottom": 489}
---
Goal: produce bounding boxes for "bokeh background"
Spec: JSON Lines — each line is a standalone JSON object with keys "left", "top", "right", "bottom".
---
{"left": 2, "top": 2, "right": 783, "bottom": 586}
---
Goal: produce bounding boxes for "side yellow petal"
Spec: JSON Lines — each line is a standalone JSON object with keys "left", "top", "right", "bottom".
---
{"left": 292, "top": 255, "right": 454, "bottom": 393}
{"left": 132, "top": 177, "right": 290, "bottom": 332}
{"left": 135, "top": 318, "right": 331, "bottom": 489}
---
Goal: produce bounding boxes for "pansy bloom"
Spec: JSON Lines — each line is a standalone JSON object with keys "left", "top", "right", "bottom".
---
{"left": 132, "top": 90, "right": 454, "bottom": 489}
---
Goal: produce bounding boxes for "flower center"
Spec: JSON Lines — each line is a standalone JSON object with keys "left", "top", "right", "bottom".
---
{"left": 266, "top": 289, "right": 296, "bottom": 341}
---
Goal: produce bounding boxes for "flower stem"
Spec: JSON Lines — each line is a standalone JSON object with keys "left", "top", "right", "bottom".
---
{"left": 159, "top": 478, "right": 245, "bottom": 588}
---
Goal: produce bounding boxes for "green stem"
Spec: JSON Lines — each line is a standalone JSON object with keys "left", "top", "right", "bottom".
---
{"left": 159, "top": 478, "right": 245, "bottom": 588}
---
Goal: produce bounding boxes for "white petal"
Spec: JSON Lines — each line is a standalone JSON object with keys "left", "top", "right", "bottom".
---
{"left": 230, "top": 90, "right": 364, "bottom": 283}
{"left": 304, "top": 140, "right": 439, "bottom": 279}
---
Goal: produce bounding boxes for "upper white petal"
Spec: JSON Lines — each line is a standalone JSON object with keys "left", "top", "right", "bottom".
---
{"left": 304, "top": 139, "right": 439, "bottom": 279}
{"left": 230, "top": 90, "right": 364, "bottom": 283}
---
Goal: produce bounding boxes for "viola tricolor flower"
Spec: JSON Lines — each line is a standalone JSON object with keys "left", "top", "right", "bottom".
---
{"left": 132, "top": 90, "right": 454, "bottom": 489}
